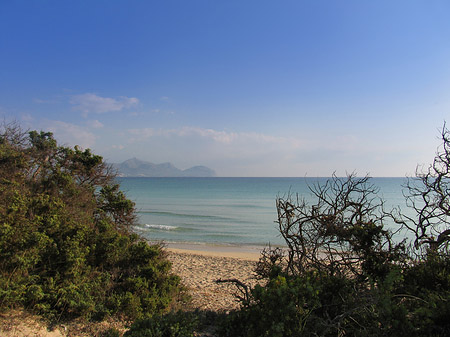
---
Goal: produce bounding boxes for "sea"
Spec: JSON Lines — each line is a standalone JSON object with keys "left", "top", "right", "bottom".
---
{"left": 117, "top": 177, "right": 411, "bottom": 247}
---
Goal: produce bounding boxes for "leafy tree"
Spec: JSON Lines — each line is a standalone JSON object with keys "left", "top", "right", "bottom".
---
{"left": 0, "top": 122, "right": 183, "bottom": 320}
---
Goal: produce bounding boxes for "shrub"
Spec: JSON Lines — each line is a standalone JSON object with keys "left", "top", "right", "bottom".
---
{"left": 0, "top": 122, "right": 183, "bottom": 320}
{"left": 124, "top": 311, "right": 199, "bottom": 337}
{"left": 101, "top": 328, "right": 122, "bottom": 337}
{"left": 219, "top": 172, "right": 450, "bottom": 336}
{"left": 221, "top": 267, "right": 415, "bottom": 337}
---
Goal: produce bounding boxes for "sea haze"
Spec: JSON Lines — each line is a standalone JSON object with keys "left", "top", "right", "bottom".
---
{"left": 118, "top": 177, "right": 411, "bottom": 247}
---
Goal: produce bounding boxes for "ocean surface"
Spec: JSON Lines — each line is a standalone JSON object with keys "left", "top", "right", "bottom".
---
{"left": 118, "top": 177, "right": 410, "bottom": 247}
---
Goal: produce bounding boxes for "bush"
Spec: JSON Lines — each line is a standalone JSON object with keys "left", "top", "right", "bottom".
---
{"left": 220, "top": 172, "right": 450, "bottom": 336}
{"left": 124, "top": 311, "right": 198, "bottom": 337}
{"left": 220, "top": 267, "right": 415, "bottom": 336}
{"left": 0, "top": 123, "right": 183, "bottom": 320}
{"left": 101, "top": 328, "right": 122, "bottom": 337}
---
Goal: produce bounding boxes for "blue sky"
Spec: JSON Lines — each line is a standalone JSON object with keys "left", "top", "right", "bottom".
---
{"left": 1, "top": 1, "right": 449, "bottom": 176}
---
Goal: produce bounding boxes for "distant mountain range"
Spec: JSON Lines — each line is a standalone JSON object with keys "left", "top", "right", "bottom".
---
{"left": 112, "top": 158, "right": 216, "bottom": 177}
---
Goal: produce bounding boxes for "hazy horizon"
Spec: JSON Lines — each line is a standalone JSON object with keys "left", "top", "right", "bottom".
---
{"left": 113, "top": 157, "right": 410, "bottom": 178}
{"left": 1, "top": 1, "right": 449, "bottom": 177}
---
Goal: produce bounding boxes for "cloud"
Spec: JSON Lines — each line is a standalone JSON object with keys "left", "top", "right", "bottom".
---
{"left": 124, "top": 124, "right": 430, "bottom": 176}
{"left": 46, "top": 121, "right": 97, "bottom": 149}
{"left": 177, "top": 127, "right": 302, "bottom": 146}
{"left": 87, "top": 119, "right": 104, "bottom": 129}
{"left": 127, "top": 126, "right": 304, "bottom": 162}
{"left": 70, "top": 93, "right": 139, "bottom": 114}
{"left": 128, "top": 126, "right": 300, "bottom": 145}
{"left": 124, "top": 126, "right": 312, "bottom": 175}
{"left": 125, "top": 126, "right": 406, "bottom": 176}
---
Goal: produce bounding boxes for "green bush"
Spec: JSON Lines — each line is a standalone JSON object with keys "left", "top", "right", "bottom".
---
{"left": 395, "top": 254, "right": 450, "bottom": 336}
{"left": 219, "top": 172, "right": 450, "bottom": 336}
{"left": 124, "top": 311, "right": 198, "bottom": 337}
{"left": 220, "top": 269, "right": 414, "bottom": 337}
{"left": 0, "top": 123, "right": 183, "bottom": 320}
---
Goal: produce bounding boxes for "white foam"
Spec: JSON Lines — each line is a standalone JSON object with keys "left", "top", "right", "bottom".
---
{"left": 145, "top": 224, "right": 178, "bottom": 231}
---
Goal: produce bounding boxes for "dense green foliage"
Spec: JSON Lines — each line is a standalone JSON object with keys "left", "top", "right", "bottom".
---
{"left": 0, "top": 123, "right": 182, "bottom": 320}
{"left": 124, "top": 311, "right": 199, "bottom": 337}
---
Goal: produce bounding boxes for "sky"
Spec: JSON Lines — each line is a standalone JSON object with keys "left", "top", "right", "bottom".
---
{"left": 1, "top": 0, "right": 449, "bottom": 177}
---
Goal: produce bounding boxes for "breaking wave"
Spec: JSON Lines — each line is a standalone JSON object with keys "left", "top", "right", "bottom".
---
{"left": 144, "top": 224, "right": 178, "bottom": 231}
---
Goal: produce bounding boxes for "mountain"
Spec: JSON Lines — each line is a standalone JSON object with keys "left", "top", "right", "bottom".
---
{"left": 113, "top": 158, "right": 216, "bottom": 177}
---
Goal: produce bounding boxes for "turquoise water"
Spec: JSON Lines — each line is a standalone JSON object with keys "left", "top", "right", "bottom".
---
{"left": 118, "top": 177, "right": 409, "bottom": 247}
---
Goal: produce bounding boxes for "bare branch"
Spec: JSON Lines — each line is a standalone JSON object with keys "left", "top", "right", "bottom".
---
{"left": 400, "top": 122, "right": 450, "bottom": 254}
{"left": 216, "top": 278, "right": 250, "bottom": 302}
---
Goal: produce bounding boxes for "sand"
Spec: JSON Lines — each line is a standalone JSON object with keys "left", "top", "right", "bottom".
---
{"left": 166, "top": 243, "right": 263, "bottom": 312}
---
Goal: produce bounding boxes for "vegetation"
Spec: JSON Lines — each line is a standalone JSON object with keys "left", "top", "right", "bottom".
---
{"left": 124, "top": 310, "right": 199, "bottom": 337}
{"left": 219, "top": 124, "right": 450, "bottom": 336}
{"left": 3, "top": 121, "right": 450, "bottom": 336}
{"left": 0, "top": 122, "right": 183, "bottom": 321}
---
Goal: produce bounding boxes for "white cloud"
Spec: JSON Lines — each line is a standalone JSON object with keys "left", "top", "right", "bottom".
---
{"left": 181, "top": 127, "right": 301, "bottom": 146}
{"left": 125, "top": 126, "right": 413, "bottom": 176}
{"left": 87, "top": 119, "right": 104, "bottom": 129}
{"left": 70, "top": 93, "right": 139, "bottom": 114}
{"left": 128, "top": 128, "right": 168, "bottom": 139}
{"left": 128, "top": 126, "right": 302, "bottom": 147}
{"left": 124, "top": 126, "right": 311, "bottom": 175}
{"left": 46, "top": 121, "right": 96, "bottom": 149}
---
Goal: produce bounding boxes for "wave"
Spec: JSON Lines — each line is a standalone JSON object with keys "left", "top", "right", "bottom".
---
{"left": 144, "top": 224, "right": 178, "bottom": 231}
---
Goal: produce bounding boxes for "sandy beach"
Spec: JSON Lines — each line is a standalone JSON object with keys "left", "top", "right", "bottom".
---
{"left": 166, "top": 243, "right": 263, "bottom": 312}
